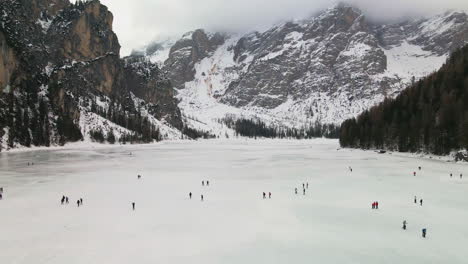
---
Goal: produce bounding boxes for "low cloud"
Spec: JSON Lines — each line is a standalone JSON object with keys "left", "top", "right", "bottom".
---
{"left": 95, "top": 0, "right": 468, "bottom": 55}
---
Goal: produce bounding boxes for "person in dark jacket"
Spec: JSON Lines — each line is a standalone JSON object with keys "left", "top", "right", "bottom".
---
{"left": 420, "top": 199, "right": 423, "bottom": 206}
{"left": 132, "top": 202, "right": 135, "bottom": 210}
{"left": 422, "top": 228, "right": 427, "bottom": 238}
{"left": 402, "top": 220, "right": 407, "bottom": 230}
{"left": 189, "top": 192, "right": 192, "bottom": 199}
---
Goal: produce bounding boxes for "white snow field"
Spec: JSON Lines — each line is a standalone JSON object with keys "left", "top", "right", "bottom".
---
{"left": 0, "top": 139, "right": 467, "bottom": 264}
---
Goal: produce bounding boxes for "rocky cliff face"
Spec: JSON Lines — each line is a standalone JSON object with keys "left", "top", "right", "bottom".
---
{"left": 0, "top": 0, "right": 183, "bottom": 151}
{"left": 146, "top": 4, "right": 468, "bottom": 134}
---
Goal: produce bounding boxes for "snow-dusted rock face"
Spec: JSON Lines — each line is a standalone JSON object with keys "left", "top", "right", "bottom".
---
{"left": 147, "top": 4, "right": 468, "bottom": 130}
{"left": 0, "top": 0, "right": 183, "bottom": 151}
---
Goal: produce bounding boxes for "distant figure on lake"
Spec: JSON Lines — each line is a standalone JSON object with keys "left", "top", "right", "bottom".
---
{"left": 189, "top": 192, "right": 192, "bottom": 199}
{"left": 422, "top": 228, "right": 427, "bottom": 238}
{"left": 80, "top": 198, "right": 83, "bottom": 205}
{"left": 414, "top": 196, "right": 417, "bottom": 204}
{"left": 201, "top": 195, "right": 204, "bottom": 201}
{"left": 137, "top": 175, "right": 141, "bottom": 179}
{"left": 66, "top": 197, "right": 69, "bottom": 204}
{"left": 269, "top": 192, "right": 271, "bottom": 199}
{"left": 375, "top": 201, "right": 379, "bottom": 209}
{"left": 418, "top": 166, "right": 421, "bottom": 171}
{"left": 77, "top": 200, "right": 80, "bottom": 207}
{"left": 306, "top": 182, "right": 309, "bottom": 189}
{"left": 461, "top": 174, "right": 463, "bottom": 179}
{"left": 402, "top": 220, "right": 407, "bottom": 230}
{"left": 132, "top": 202, "right": 135, "bottom": 210}
{"left": 413, "top": 171, "right": 416, "bottom": 176}
{"left": 61, "top": 196, "right": 65, "bottom": 205}
{"left": 420, "top": 199, "right": 423, "bottom": 206}
{"left": 295, "top": 188, "right": 298, "bottom": 195}
{"left": 349, "top": 166, "right": 353, "bottom": 172}
{"left": 207, "top": 181, "right": 210, "bottom": 186}
{"left": 202, "top": 181, "right": 205, "bottom": 186}
{"left": 450, "top": 173, "right": 453, "bottom": 177}
{"left": 263, "top": 192, "right": 266, "bottom": 199}
{"left": 303, "top": 188, "right": 306, "bottom": 195}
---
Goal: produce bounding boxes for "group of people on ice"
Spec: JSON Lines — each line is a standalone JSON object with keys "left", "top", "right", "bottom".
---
{"left": 294, "top": 182, "right": 309, "bottom": 195}
{"left": 60, "top": 195, "right": 83, "bottom": 207}
{"left": 60, "top": 195, "right": 70, "bottom": 204}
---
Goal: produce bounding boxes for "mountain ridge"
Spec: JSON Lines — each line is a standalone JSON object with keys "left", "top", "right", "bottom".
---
{"left": 136, "top": 4, "right": 468, "bottom": 137}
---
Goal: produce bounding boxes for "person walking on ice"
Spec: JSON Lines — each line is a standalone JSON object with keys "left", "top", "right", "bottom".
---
{"left": 295, "top": 188, "right": 298, "bottom": 195}
{"left": 414, "top": 196, "right": 417, "bottom": 204}
{"left": 402, "top": 220, "right": 407, "bottom": 230}
{"left": 201, "top": 195, "right": 204, "bottom": 201}
{"left": 420, "top": 199, "right": 423, "bottom": 206}
{"left": 207, "top": 181, "right": 209, "bottom": 186}
{"left": 132, "top": 202, "right": 135, "bottom": 210}
{"left": 306, "top": 183, "right": 309, "bottom": 189}
{"left": 189, "top": 192, "right": 192, "bottom": 199}
{"left": 461, "top": 174, "right": 463, "bottom": 179}
{"left": 303, "top": 188, "right": 306, "bottom": 195}
{"left": 263, "top": 192, "right": 266, "bottom": 199}
{"left": 202, "top": 181, "right": 205, "bottom": 186}
{"left": 269, "top": 192, "right": 271, "bottom": 199}
{"left": 413, "top": 171, "right": 416, "bottom": 176}
{"left": 422, "top": 228, "right": 427, "bottom": 238}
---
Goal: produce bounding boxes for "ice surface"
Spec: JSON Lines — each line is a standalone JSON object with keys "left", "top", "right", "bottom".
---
{"left": 0, "top": 140, "right": 467, "bottom": 264}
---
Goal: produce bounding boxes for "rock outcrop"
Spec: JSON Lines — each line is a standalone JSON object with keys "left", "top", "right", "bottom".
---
{"left": 0, "top": 0, "right": 183, "bottom": 151}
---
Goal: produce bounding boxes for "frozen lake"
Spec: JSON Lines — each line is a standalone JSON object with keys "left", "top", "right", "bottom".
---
{"left": 1, "top": 139, "right": 467, "bottom": 264}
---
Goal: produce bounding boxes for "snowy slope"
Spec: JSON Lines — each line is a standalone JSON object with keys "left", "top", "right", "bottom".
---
{"left": 157, "top": 5, "right": 468, "bottom": 134}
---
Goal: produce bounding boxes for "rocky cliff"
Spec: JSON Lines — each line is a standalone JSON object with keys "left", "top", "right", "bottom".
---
{"left": 142, "top": 4, "right": 468, "bottom": 135}
{"left": 0, "top": 0, "right": 183, "bottom": 151}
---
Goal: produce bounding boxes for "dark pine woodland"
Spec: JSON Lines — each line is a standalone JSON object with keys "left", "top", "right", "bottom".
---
{"left": 340, "top": 45, "right": 468, "bottom": 155}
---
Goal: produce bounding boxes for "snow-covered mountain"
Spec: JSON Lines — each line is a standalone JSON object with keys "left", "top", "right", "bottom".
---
{"left": 141, "top": 4, "right": 468, "bottom": 135}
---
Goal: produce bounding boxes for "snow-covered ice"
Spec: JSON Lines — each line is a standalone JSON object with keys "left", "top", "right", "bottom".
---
{"left": 1, "top": 139, "right": 467, "bottom": 263}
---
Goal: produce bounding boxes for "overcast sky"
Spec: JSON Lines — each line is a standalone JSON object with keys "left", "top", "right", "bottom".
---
{"left": 93, "top": 0, "right": 468, "bottom": 56}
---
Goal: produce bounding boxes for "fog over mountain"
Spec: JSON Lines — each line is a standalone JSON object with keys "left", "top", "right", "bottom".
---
{"left": 84, "top": 0, "right": 468, "bottom": 55}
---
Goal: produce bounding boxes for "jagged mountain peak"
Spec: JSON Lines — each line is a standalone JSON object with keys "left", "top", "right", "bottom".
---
{"left": 144, "top": 4, "right": 468, "bottom": 134}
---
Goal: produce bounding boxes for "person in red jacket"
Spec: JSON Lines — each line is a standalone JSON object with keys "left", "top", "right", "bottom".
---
{"left": 376, "top": 201, "right": 379, "bottom": 209}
